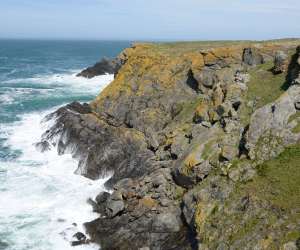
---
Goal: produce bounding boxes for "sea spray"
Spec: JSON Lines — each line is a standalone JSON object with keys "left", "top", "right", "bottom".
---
{"left": 0, "top": 106, "right": 110, "bottom": 250}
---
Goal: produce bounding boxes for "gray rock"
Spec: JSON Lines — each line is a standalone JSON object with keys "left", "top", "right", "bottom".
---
{"left": 243, "top": 48, "right": 264, "bottom": 66}
{"left": 95, "top": 192, "right": 110, "bottom": 204}
{"left": 193, "top": 67, "right": 218, "bottom": 88}
{"left": 106, "top": 200, "right": 125, "bottom": 218}
{"left": 77, "top": 57, "right": 122, "bottom": 78}
{"left": 273, "top": 50, "right": 288, "bottom": 74}
{"left": 152, "top": 212, "right": 181, "bottom": 233}
{"left": 246, "top": 84, "right": 300, "bottom": 161}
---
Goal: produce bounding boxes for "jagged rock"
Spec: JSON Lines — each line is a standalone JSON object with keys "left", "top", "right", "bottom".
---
{"left": 71, "top": 232, "right": 87, "bottom": 246}
{"left": 152, "top": 212, "right": 182, "bottom": 232}
{"left": 221, "top": 145, "right": 238, "bottom": 161}
{"left": 193, "top": 101, "right": 210, "bottom": 123}
{"left": 77, "top": 57, "right": 121, "bottom": 78}
{"left": 246, "top": 84, "right": 300, "bottom": 162}
{"left": 193, "top": 67, "right": 218, "bottom": 88}
{"left": 41, "top": 42, "right": 300, "bottom": 250}
{"left": 39, "top": 101, "right": 154, "bottom": 187}
{"left": 106, "top": 199, "right": 125, "bottom": 218}
{"left": 235, "top": 70, "right": 250, "bottom": 84}
{"left": 85, "top": 168, "right": 192, "bottom": 250}
{"left": 95, "top": 192, "right": 110, "bottom": 204}
{"left": 242, "top": 47, "right": 264, "bottom": 66}
{"left": 273, "top": 50, "right": 288, "bottom": 74}
{"left": 34, "top": 140, "right": 50, "bottom": 152}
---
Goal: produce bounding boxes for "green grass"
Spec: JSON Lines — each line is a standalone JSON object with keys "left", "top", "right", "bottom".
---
{"left": 213, "top": 145, "right": 300, "bottom": 246}
{"left": 288, "top": 111, "right": 300, "bottom": 133}
{"left": 240, "top": 61, "right": 287, "bottom": 125}
{"left": 150, "top": 39, "right": 300, "bottom": 56}
{"left": 254, "top": 144, "right": 300, "bottom": 210}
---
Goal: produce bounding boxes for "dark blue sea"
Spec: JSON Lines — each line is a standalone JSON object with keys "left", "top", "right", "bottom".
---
{"left": 0, "top": 39, "right": 130, "bottom": 250}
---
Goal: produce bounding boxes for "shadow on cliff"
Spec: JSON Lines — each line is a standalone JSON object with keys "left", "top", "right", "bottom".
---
{"left": 281, "top": 46, "right": 300, "bottom": 90}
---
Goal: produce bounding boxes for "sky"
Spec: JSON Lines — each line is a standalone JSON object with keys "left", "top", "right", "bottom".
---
{"left": 0, "top": 0, "right": 299, "bottom": 41}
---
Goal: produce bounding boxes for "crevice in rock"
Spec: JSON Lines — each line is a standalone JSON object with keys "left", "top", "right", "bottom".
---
{"left": 186, "top": 69, "right": 200, "bottom": 93}
{"left": 282, "top": 46, "right": 300, "bottom": 90}
{"left": 180, "top": 203, "right": 199, "bottom": 250}
{"left": 232, "top": 101, "right": 241, "bottom": 111}
{"left": 238, "top": 124, "right": 250, "bottom": 157}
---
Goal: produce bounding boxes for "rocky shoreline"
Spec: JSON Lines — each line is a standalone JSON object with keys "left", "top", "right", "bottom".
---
{"left": 40, "top": 40, "right": 300, "bottom": 250}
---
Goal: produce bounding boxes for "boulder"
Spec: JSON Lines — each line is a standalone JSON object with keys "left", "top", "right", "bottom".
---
{"left": 106, "top": 199, "right": 125, "bottom": 218}
{"left": 273, "top": 50, "right": 288, "bottom": 74}
{"left": 242, "top": 48, "right": 264, "bottom": 66}
{"left": 246, "top": 84, "right": 300, "bottom": 162}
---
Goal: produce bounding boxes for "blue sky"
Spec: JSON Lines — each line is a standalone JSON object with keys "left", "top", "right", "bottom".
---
{"left": 0, "top": 0, "right": 299, "bottom": 40}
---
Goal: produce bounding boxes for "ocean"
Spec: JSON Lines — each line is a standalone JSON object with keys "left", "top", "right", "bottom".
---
{"left": 0, "top": 39, "right": 130, "bottom": 250}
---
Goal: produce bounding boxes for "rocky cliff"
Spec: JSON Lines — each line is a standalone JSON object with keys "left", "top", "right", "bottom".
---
{"left": 40, "top": 39, "right": 300, "bottom": 250}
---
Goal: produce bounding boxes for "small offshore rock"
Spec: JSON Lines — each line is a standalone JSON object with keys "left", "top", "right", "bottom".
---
{"left": 71, "top": 232, "right": 87, "bottom": 246}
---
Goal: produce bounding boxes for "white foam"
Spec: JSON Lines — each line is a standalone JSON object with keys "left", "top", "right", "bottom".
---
{"left": 0, "top": 110, "right": 109, "bottom": 249}
{"left": 0, "top": 88, "right": 54, "bottom": 105}
{"left": 3, "top": 70, "right": 114, "bottom": 95}
{"left": 0, "top": 109, "right": 107, "bottom": 250}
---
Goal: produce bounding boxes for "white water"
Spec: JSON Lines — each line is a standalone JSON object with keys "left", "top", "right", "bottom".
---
{"left": 0, "top": 72, "right": 113, "bottom": 250}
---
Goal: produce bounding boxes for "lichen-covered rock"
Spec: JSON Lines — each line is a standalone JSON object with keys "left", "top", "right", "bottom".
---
{"left": 246, "top": 84, "right": 300, "bottom": 162}
{"left": 40, "top": 41, "right": 300, "bottom": 250}
{"left": 85, "top": 168, "right": 192, "bottom": 250}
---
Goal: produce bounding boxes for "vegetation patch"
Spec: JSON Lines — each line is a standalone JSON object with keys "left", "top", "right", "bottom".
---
{"left": 240, "top": 61, "right": 287, "bottom": 125}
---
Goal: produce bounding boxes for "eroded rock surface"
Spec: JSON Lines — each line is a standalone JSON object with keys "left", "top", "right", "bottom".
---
{"left": 40, "top": 41, "right": 300, "bottom": 250}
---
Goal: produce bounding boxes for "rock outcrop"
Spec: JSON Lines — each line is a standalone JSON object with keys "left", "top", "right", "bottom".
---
{"left": 77, "top": 57, "right": 122, "bottom": 78}
{"left": 40, "top": 40, "right": 300, "bottom": 249}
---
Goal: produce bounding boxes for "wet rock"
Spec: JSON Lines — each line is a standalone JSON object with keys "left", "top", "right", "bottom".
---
{"left": 34, "top": 140, "right": 51, "bottom": 152}
{"left": 95, "top": 191, "right": 110, "bottom": 204}
{"left": 106, "top": 199, "right": 125, "bottom": 218}
{"left": 71, "top": 232, "right": 87, "bottom": 246}
{"left": 77, "top": 57, "right": 121, "bottom": 78}
{"left": 87, "top": 198, "right": 99, "bottom": 213}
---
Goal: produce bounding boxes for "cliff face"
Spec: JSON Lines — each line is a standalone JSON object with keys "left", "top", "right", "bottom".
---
{"left": 41, "top": 40, "right": 300, "bottom": 249}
